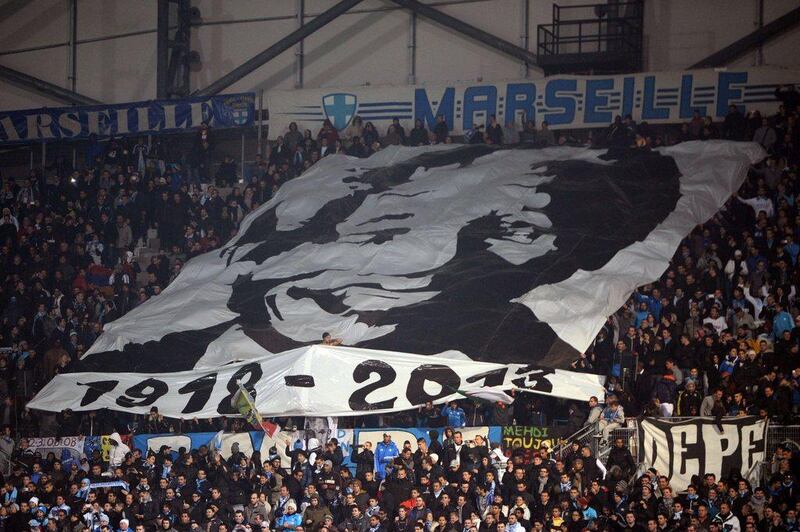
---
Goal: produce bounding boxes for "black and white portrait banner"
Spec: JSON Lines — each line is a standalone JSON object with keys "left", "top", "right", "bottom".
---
{"left": 638, "top": 417, "right": 768, "bottom": 492}
{"left": 27, "top": 345, "right": 605, "bottom": 417}
{"left": 28, "top": 141, "right": 765, "bottom": 417}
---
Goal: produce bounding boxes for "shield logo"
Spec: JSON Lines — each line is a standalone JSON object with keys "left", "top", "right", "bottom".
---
{"left": 231, "top": 107, "right": 250, "bottom": 126}
{"left": 322, "top": 93, "right": 357, "bottom": 130}
{"left": 221, "top": 96, "right": 253, "bottom": 127}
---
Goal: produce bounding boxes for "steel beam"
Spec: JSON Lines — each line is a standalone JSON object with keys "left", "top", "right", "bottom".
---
{"left": 156, "top": 0, "right": 170, "bottom": 99}
{"left": 389, "top": 0, "right": 540, "bottom": 68}
{"left": 67, "top": 0, "right": 77, "bottom": 92}
{"left": 690, "top": 5, "right": 800, "bottom": 69}
{"left": 193, "top": 0, "right": 364, "bottom": 97}
{"left": 0, "top": 64, "right": 100, "bottom": 105}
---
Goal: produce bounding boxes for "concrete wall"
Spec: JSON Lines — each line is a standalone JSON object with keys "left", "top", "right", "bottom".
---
{"left": 0, "top": 0, "right": 798, "bottom": 111}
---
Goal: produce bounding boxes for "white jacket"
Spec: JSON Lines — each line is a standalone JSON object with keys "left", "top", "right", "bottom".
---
{"left": 108, "top": 432, "right": 130, "bottom": 468}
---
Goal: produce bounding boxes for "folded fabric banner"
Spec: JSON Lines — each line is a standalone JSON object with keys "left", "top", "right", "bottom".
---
{"left": 28, "top": 344, "right": 605, "bottom": 417}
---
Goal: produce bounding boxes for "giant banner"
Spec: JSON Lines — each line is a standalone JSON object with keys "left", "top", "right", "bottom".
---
{"left": 0, "top": 93, "right": 255, "bottom": 145}
{"left": 638, "top": 417, "right": 767, "bottom": 492}
{"left": 267, "top": 68, "right": 799, "bottom": 139}
{"left": 28, "top": 142, "right": 764, "bottom": 419}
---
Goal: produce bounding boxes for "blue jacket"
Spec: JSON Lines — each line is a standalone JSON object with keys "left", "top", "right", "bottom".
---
{"left": 635, "top": 292, "right": 662, "bottom": 320}
{"left": 374, "top": 441, "right": 399, "bottom": 479}
{"left": 441, "top": 405, "right": 466, "bottom": 428}
{"left": 773, "top": 311, "right": 794, "bottom": 338}
{"left": 276, "top": 512, "right": 303, "bottom": 530}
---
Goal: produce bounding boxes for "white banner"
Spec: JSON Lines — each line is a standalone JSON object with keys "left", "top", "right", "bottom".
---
{"left": 27, "top": 436, "right": 86, "bottom": 465}
{"left": 638, "top": 417, "right": 768, "bottom": 492}
{"left": 28, "top": 345, "right": 605, "bottom": 418}
{"left": 267, "top": 67, "right": 800, "bottom": 139}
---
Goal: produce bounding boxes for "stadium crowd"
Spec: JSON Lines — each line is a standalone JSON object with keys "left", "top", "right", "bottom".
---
{"left": 0, "top": 85, "right": 798, "bottom": 530}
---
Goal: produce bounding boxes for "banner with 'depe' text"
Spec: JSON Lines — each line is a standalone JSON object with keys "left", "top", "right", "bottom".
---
{"left": 638, "top": 417, "right": 767, "bottom": 492}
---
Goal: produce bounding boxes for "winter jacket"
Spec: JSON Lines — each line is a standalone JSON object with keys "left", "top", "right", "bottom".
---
{"left": 374, "top": 441, "right": 399, "bottom": 480}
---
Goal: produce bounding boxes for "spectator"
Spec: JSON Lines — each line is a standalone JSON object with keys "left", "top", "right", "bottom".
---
{"left": 440, "top": 402, "right": 466, "bottom": 429}
{"left": 408, "top": 119, "right": 430, "bottom": 147}
{"left": 753, "top": 118, "right": 777, "bottom": 152}
{"left": 537, "top": 121, "right": 555, "bottom": 147}
{"left": 596, "top": 400, "right": 624, "bottom": 446}
{"left": 374, "top": 434, "right": 399, "bottom": 480}
{"left": 486, "top": 116, "right": 503, "bottom": 145}
{"left": 503, "top": 121, "right": 519, "bottom": 145}
{"left": 433, "top": 115, "right": 449, "bottom": 144}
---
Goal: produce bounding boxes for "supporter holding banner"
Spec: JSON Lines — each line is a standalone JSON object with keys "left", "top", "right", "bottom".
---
{"left": 638, "top": 417, "right": 768, "bottom": 492}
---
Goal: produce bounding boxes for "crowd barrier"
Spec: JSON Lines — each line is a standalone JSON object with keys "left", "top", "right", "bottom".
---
{"left": 14, "top": 422, "right": 798, "bottom": 483}
{"left": 9, "top": 425, "right": 565, "bottom": 473}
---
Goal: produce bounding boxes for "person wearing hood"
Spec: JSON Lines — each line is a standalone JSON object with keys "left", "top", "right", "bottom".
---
{"left": 676, "top": 380, "right": 703, "bottom": 416}
{"left": 306, "top": 437, "right": 322, "bottom": 464}
{"left": 107, "top": 432, "right": 130, "bottom": 471}
{"left": 276, "top": 501, "right": 302, "bottom": 531}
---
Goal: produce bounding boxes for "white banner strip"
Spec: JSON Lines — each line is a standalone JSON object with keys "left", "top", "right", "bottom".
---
{"left": 267, "top": 67, "right": 800, "bottom": 139}
{"left": 28, "top": 345, "right": 604, "bottom": 418}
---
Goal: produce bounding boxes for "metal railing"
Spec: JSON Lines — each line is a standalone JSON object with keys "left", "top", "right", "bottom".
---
{"left": 536, "top": 0, "right": 643, "bottom": 61}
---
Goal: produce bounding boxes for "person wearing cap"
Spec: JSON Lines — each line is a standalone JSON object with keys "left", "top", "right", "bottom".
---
{"left": 374, "top": 434, "right": 399, "bottom": 481}
{"left": 316, "top": 459, "right": 339, "bottom": 505}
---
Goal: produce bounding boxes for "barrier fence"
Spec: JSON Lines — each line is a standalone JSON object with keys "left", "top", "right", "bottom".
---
{"left": 3, "top": 420, "right": 797, "bottom": 486}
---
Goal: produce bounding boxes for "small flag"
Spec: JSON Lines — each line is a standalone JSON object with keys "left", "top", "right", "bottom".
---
{"left": 233, "top": 385, "right": 263, "bottom": 428}
{"left": 260, "top": 420, "right": 280, "bottom": 438}
{"left": 232, "top": 386, "right": 281, "bottom": 436}
{"left": 211, "top": 430, "right": 225, "bottom": 451}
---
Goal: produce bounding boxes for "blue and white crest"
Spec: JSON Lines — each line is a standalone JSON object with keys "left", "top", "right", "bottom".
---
{"left": 220, "top": 96, "right": 254, "bottom": 127}
{"left": 230, "top": 107, "right": 250, "bottom": 126}
{"left": 322, "top": 93, "right": 357, "bottom": 130}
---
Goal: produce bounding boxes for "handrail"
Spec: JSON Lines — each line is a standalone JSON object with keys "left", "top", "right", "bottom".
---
{"left": 552, "top": 422, "right": 598, "bottom": 458}
{"left": 552, "top": 0, "right": 642, "bottom": 10}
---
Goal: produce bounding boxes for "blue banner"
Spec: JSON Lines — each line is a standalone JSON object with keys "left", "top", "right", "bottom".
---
{"left": 0, "top": 93, "right": 255, "bottom": 145}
